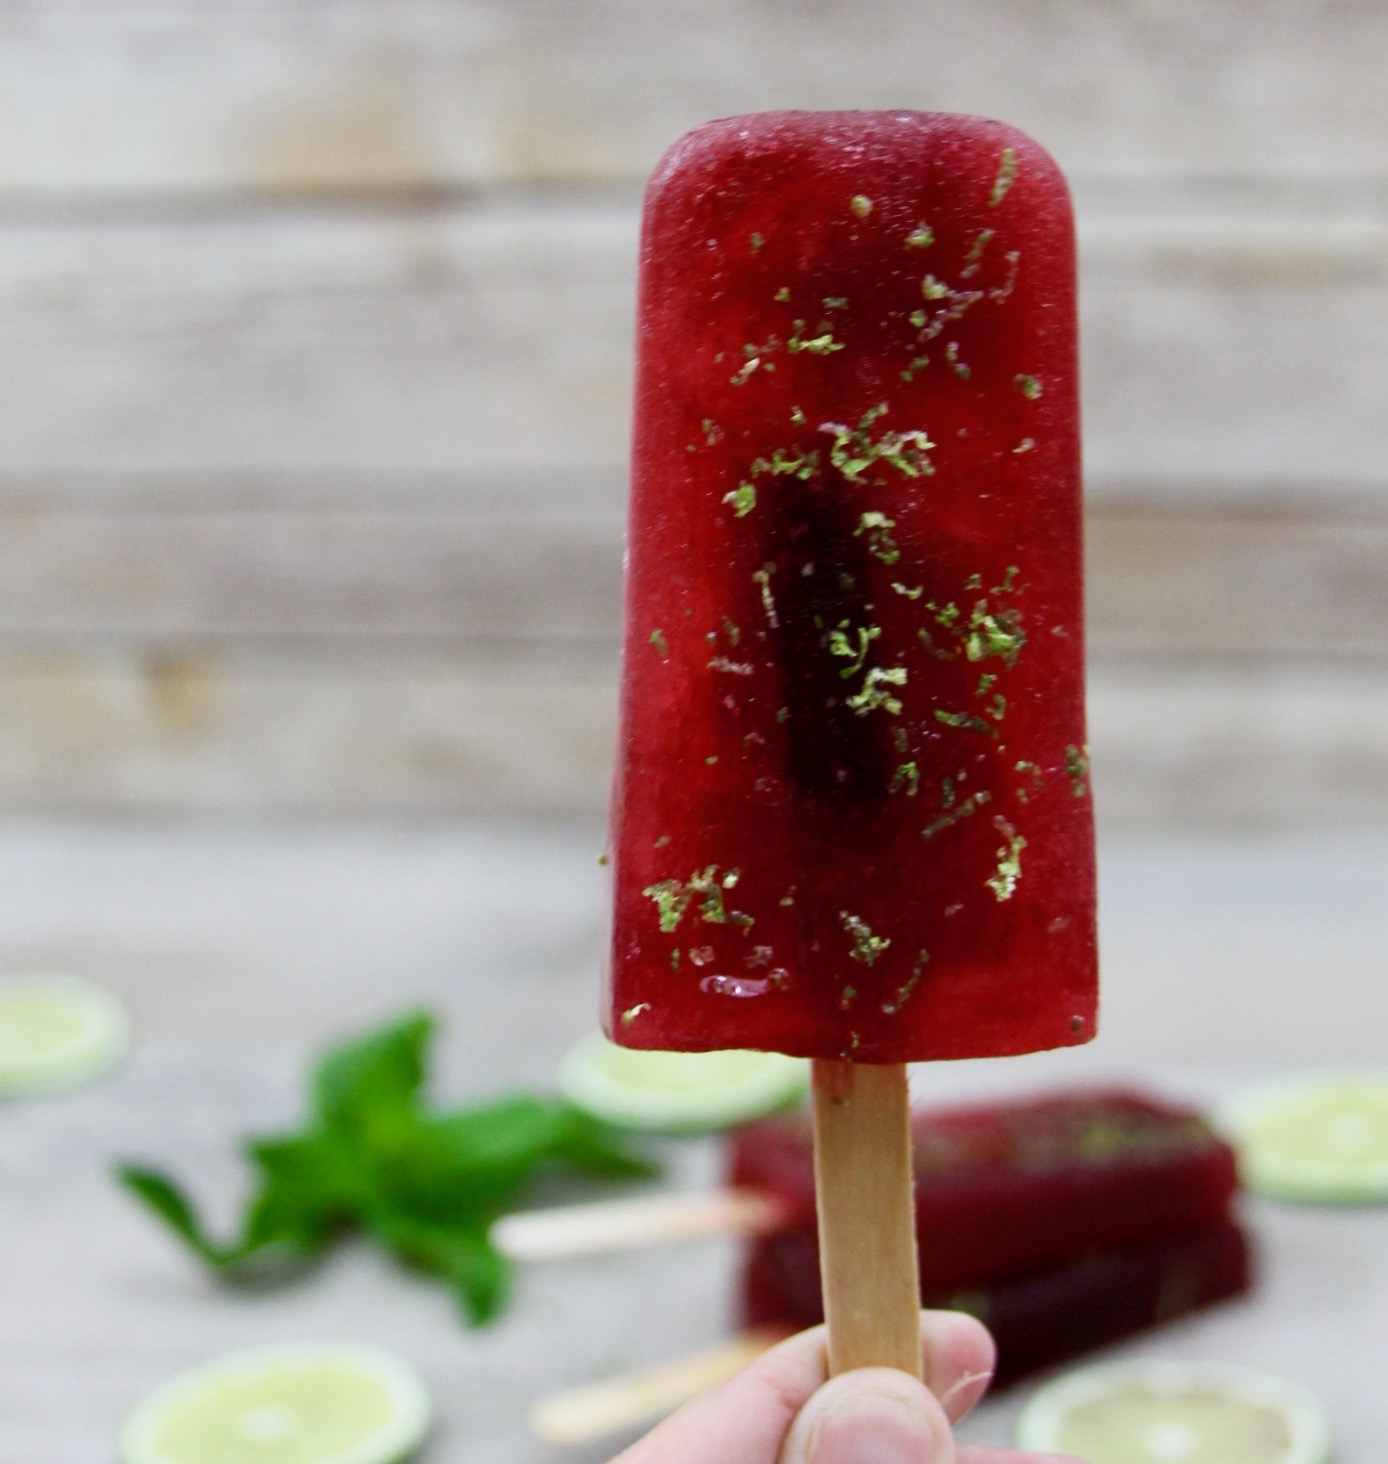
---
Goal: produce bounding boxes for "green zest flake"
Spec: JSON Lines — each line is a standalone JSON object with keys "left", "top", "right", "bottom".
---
{"left": 642, "top": 864, "right": 749, "bottom": 933}
{"left": 823, "top": 404, "right": 935, "bottom": 482}
{"left": 823, "top": 296, "right": 848, "bottom": 311}
{"left": 1065, "top": 743, "right": 1091, "bottom": 797}
{"left": 750, "top": 447, "right": 820, "bottom": 480}
{"left": 774, "top": 285, "right": 791, "bottom": 303}
{"left": 986, "top": 819, "right": 1027, "bottom": 900}
{"left": 644, "top": 879, "right": 691, "bottom": 933}
{"left": 854, "top": 510, "right": 901, "bottom": 565}
{"left": 723, "top": 483, "right": 757, "bottom": 516}
{"left": 931, "top": 601, "right": 961, "bottom": 628}
{"left": 990, "top": 249, "right": 1021, "bottom": 303}
{"left": 840, "top": 911, "right": 889, "bottom": 965}
{"left": 620, "top": 1003, "right": 650, "bottom": 1026}
{"left": 922, "top": 790, "right": 992, "bottom": 839}
{"left": 701, "top": 417, "right": 722, "bottom": 445}
{"left": 934, "top": 708, "right": 996, "bottom": 737}
{"left": 942, "top": 775, "right": 956, "bottom": 809}
{"left": 882, "top": 951, "right": 929, "bottom": 1014}
{"left": 906, "top": 223, "right": 934, "bottom": 249}
{"left": 649, "top": 628, "right": 669, "bottom": 656}
{"left": 889, "top": 761, "right": 920, "bottom": 796}
{"left": 964, "top": 573, "right": 983, "bottom": 590}
{"left": 966, "top": 603, "right": 1026, "bottom": 667}
{"left": 988, "top": 146, "right": 1018, "bottom": 208}
{"left": 752, "top": 564, "right": 779, "bottom": 627}
{"left": 670, "top": 948, "right": 680, "bottom": 970}
{"left": 987, "top": 693, "right": 1007, "bottom": 721}
{"left": 909, "top": 309, "right": 927, "bottom": 328}
{"left": 946, "top": 341, "right": 971, "bottom": 379}
{"left": 922, "top": 274, "right": 950, "bottom": 301}
{"left": 775, "top": 706, "right": 790, "bottom": 723}
{"left": 787, "top": 321, "right": 844, "bottom": 355}
{"left": 705, "top": 755, "right": 718, "bottom": 764}
{"left": 730, "top": 358, "right": 761, "bottom": 386}
{"left": 1013, "top": 437, "right": 1035, "bottom": 454}
{"left": 829, "top": 623, "right": 881, "bottom": 678}
{"left": 900, "top": 355, "right": 931, "bottom": 383}
{"left": 1015, "top": 373, "right": 1042, "bottom": 399}
{"left": 790, "top": 404, "right": 806, "bottom": 425}
{"left": 654, "top": 834, "right": 671, "bottom": 847}
{"left": 975, "top": 672, "right": 997, "bottom": 696}
{"left": 721, "top": 617, "right": 741, "bottom": 646}
{"left": 779, "top": 890, "right": 795, "bottom": 906}
{"left": 750, "top": 232, "right": 765, "bottom": 252}
{"left": 847, "top": 665, "right": 907, "bottom": 717}
{"left": 960, "top": 228, "right": 995, "bottom": 279}
{"left": 891, "top": 582, "right": 924, "bottom": 600}
{"left": 850, "top": 194, "right": 873, "bottom": 218}
{"left": 707, "top": 656, "right": 754, "bottom": 675}
{"left": 994, "top": 565, "right": 1021, "bottom": 594}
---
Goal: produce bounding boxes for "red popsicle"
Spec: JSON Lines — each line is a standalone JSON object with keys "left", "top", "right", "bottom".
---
{"left": 606, "top": 111, "right": 1094, "bottom": 1063}
{"left": 743, "top": 1222, "right": 1253, "bottom": 1388}
{"left": 731, "top": 1089, "right": 1243, "bottom": 1298}
{"left": 605, "top": 109, "right": 1096, "bottom": 1378}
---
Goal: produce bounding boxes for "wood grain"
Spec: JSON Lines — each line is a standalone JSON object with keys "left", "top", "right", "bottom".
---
{"left": 0, "top": 0, "right": 1385, "bottom": 198}
{"left": 0, "top": 200, "right": 1383, "bottom": 481}
{"left": 811, "top": 1060, "right": 922, "bottom": 1378}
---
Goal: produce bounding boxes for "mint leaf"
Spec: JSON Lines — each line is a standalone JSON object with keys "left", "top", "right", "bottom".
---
{"left": 239, "top": 1129, "right": 364, "bottom": 1255}
{"left": 370, "top": 1212, "right": 511, "bottom": 1326}
{"left": 116, "top": 1010, "right": 657, "bottom": 1327}
{"left": 117, "top": 1167, "right": 241, "bottom": 1267}
{"left": 313, "top": 1010, "right": 433, "bottom": 1133}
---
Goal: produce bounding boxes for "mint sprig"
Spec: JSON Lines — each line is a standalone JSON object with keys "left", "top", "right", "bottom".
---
{"left": 117, "top": 1011, "right": 656, "bottom": 1324}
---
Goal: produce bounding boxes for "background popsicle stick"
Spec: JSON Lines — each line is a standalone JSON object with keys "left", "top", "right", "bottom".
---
{"left": 528, "top": 1327, "right": 787, "bottom": 1445}
{"left": 492, "top": 1187, "right": 788, "bottom": 1262}
{"left": 811, "top": 1059, "right": 923, "bottom": 1378}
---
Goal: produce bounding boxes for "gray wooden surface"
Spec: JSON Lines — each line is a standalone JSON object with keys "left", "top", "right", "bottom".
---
{"left": 1, "top": 819, "right": 1385, "bottom": 1462}
{"left": 0, "top": 0, "right": 1385, "bottom": 821}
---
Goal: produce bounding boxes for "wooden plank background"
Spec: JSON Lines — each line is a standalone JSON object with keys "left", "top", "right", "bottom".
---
{"left": 0, "top": 0, "right": 1384, "bottom": 823}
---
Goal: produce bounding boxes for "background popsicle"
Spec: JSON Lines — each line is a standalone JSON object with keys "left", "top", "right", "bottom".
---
{"left": 607, "top": 111, "right": 1096, "bottom": 1062}
{"left": 731, "top": 1089, "right": 1242, "bottom": 1295}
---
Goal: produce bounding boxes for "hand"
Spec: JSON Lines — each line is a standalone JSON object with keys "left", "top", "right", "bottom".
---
{"left": 608, "top": 1311, "right": 1080, "bottom": 1464}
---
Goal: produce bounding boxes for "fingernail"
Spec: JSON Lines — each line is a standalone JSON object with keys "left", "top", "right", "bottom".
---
{"left": 935, "top": 1368, "right": 993, "bottom": 1418}
{"left": 809, "top": 1389, "right": 939, "bottom": 1464}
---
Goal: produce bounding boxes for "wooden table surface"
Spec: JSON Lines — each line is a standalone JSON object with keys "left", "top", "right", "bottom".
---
{"left": 1, "top": 818, "right": 1385, "bottom": 1462}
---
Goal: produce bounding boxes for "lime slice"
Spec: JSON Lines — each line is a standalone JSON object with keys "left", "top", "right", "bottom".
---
{"left": 1015, "top": 1361, "right": 1332, "bottom": 1464}
{"left": 1217, "top": 1069, "right": 1388, "bottom": 1203}
{"left": 558, "top": 1032, "right": 808, "bottom": 1132}
{"left": 0, "top": 972, "right": 130, "bottom": 1098}
{"left": 118, "top": 1342, "right": 431, "bottom": 1464}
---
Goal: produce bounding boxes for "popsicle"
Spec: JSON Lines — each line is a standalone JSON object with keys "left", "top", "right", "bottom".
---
{"left": 731, "top": 1089, "right": 1241, "bottom": 1297}
{"left": 743, "top": 1221, "right": 1253, "bottom": 1388}
{"left": 606, "top": 109, "right": 1096, "bottom": 1375}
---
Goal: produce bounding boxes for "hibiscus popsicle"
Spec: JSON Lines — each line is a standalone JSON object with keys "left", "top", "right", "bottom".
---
{"left": 607, "top": 110, "right": 1094, "bottom": 1061}
{"left": 606, "top": 110, "right": 1096, "bottom": 1375}
{"left": 733, "top": 1089, "right": 1243, "bottom": 1303}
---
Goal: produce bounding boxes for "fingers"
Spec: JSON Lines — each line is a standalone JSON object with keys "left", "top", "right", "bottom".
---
{"left": 919, "top": 1310, "right": 995, "bottom": 1422}
{"left": 958, "top": 1450, "right": 1088, "bottom": 1464}
{"left": 607, "top": 1311, "right": 996, "bottom": 1464}
{"left": 778, "top": 1366, "right": 955, "bottom": 1464}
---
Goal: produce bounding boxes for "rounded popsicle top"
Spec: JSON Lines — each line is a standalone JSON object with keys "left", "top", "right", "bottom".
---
{"left": 608, "top": 110, "right": 1095, "bottom": 1063}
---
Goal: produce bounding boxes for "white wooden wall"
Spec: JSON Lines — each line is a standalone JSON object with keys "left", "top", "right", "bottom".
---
{"left": 1, "top": 0, "right": 1385, "bottom": 823}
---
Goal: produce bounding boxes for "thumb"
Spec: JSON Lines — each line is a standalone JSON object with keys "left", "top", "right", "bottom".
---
{"left": 779, "top": 1367, "right": 956, "bottom": 1464}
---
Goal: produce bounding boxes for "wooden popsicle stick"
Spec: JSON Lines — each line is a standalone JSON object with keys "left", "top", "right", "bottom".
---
{"left": 528, "top": 1327, "right": 788, "bottom": 1445}
{"left": 811, "top": 1058, "right": 922, "bottom": 1378}
{"left": 492, "top": 1186, "right": 789, "bottom": 1262}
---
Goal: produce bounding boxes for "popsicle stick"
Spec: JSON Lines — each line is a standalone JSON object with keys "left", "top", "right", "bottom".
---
{"left": 811, "top": 1058, "right": 922, "bottom": 1378}
{"left": 528, "top": 1327, "right": 788, "bottom": 1445}
{"left": 492, "top": 1187, "right": 788, "bottom": 1262}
